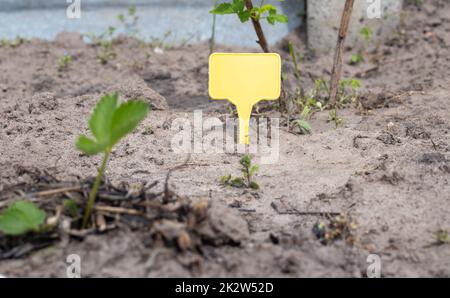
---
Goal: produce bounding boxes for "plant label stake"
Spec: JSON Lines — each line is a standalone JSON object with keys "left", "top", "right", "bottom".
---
{"left": 209, "top": 53, "right": 281, "bottom": 144}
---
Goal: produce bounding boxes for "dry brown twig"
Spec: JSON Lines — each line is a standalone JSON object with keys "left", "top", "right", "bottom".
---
{"left": 329, "top": 0, "right": 355, "bottom": 106}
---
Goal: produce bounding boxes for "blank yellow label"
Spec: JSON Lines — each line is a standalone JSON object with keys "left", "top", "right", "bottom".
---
{"left": 209, "top": 53, "right": 281, "bottom": 144}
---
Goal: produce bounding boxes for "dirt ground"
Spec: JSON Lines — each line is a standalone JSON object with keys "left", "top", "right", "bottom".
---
{"left": 0, "top": 0, "right": 449, "bottom": 277}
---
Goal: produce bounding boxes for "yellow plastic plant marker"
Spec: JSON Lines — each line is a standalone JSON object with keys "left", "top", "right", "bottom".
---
{"left": 209, "top": 53, "right": 281, "bottom": 144}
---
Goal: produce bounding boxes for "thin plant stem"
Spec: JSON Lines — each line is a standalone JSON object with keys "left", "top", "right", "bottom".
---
{"left": 210, "top": 0, "right": 219, "bottom": 54}
{"left": 82, "top": 149, "right": 110, "bottom": 229}
{"left": 244, "top": 0, "right": 270, "bottom": 53}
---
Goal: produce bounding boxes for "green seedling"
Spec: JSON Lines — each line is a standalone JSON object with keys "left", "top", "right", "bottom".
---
{"left": 293, "top": 105, "right": 312, "bottom": 134}
{"left": 221, "top": 155, "right": 260, "bottom": 190}
{"left": 434, "top": 229, "right": 449, "bottom": 245}
{"left": 149, "top": 30, "right": 173, "bottom": 51}
{"left": 328, "top": 109, "right": 343, "bottom": 128}
{"left": 76, "top": 93, "right": 149, "bottom": 229}
{"left": 210, "top": 0, "right": 288, "bottom": 26}
{"left": 360, "top": 26, "right": 373, "bottom": 44}
{"left": 117, "top": 6, "right": 140, "bottom": 37}
{"left": 0, "top": 37, "right": 26, "bottom": 48}
{"left": 85, "top": 26, "right": 117, "bottom": 64}
{"left": 338, "top": 78, "right": 361, "bottom": 106}
{"left": 63, "top": 199, "right": 80, "bottom": 218}
{"left": 0, "top": 201, "right": 46, "bottom": 236}
{"left": 288, "top": 41, "right": 302, "bottom": 91}
{"left": 351, "top": 26, "right": 373, "bottom": 65}
{"left": 58, "top": 53, "right": 73, "bottom": 71}
{"left": 350, "top": 53, "right": 364, "bottom": 64}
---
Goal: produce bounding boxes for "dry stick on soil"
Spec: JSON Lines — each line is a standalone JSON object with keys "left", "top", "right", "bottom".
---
{"left": 329, "top": 0, "right": 354, "bottom": 106}
{"left": 163, "top": 154, "right": 191, "bottom": 203}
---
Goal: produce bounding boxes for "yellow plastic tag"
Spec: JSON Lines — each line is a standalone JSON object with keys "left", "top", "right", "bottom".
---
{"left": 209, "top": 53, "right": 281, "bottom": 144}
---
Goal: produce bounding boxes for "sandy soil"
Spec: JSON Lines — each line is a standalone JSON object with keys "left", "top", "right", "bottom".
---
{"left": 0, "top": 0, "right": 449, "bottom": 277}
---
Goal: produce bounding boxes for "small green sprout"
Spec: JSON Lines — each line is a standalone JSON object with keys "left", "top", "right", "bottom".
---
{"left": 328, "top": 109, "right": 343, "bottom": 128}
{"left": 76, "top": 93, "right": 149, "bottom": 229}
{"left": 117, "top": 6, "right": 140, "bottom": 37}
{"left": 210, "top": 0, "right": 288, "bottom": 25}
{"left": 0, "top": 201, "right": 46, "bottom": 236}
{"left": 350, "top": 26, "right": 372, "bottom": 65}
{"left": 435, "top": 229, "right": 449, "bottom": 245}
{"left": 350, "top": 53, "right": 364, "bottom": 64}
{"left": 58, "top": 53, "right": 73, "bottom": 72}
{"left": 288, "top": 41, "right": 302, "bottom": 90}
{"left": 293, "top": 105, "right": 312, "bottom": 134}
{"left": 221, "top": 155, "right": 260, "bottom": 190}
{"left": 63, "top": 199, "right": 80, "bottom": 218}
{"left": 360, "top": 26, "right": 373, "bottom": 43}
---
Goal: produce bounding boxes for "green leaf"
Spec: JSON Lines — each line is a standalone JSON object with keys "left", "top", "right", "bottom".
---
{"left": 89, "top": 93, "right": 118, "bottom": 143}
{"left": 249, "top": 165, "right": 259, "bottom": 177}
{"left": 63, "top": 199, "right": 79, "bottom": 218}
{"left": 76, "top": 135, "right": 108, "bottom": 156}
{"left": 76, "top": 93, "right": 149, "bottom": 156}
{"left": 230, "top": 177, "right": 245, "bottom": 188}
{"left": 300, "top": 106, "right": 311, "bottom": 120}
{"left": 238, "top": 10, "right": 251, "bottom": 22}
{"left": 232, "top": 0, "right": 245, "bottom": 12}
{"left": 0, "top": 201, "right": 46, "bottom": 236}
{"left": 249, "top": 181, "right": 260, "bottom": 190}
{"left": 109, "top": 100, "right": 149, "bottom": 147}
{"left": 260, "top": 4, "right": 277, "bottom": 14}
{"left": 210, "top": 3, "right": 234, "bottom": 14}
{"left": 267, "top": 13, "right": 288, "bottom": 25}
{"left": 240, "top": 155, "right": 251, "bottom": 169}
{"left": 294, "top": 119, "right": 312, "bottom": 134}
{"left": 351, "top": 54, "right": 363, "bottom": 64}
{"left": 220, "top": 174, "right": 232, "bottom": 184}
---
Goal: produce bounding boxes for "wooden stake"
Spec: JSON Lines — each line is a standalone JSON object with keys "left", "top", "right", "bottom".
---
{"left": 244, "top": 0, "right": 270, "bottom": 53}
{"left": 329, "top": 0, "right": 354, "bottom": 106}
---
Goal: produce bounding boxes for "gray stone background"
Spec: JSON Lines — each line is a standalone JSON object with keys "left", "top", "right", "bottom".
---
{"left": 0, "top": 0, "right": 304, "bottom": 47}
{"left": 0, "top": 0, "right": 403, "bottom": 51}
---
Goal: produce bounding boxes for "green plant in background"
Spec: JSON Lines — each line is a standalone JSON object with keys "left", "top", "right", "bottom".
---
{"left": 288, "top": 41, "right": 302, "bottom": 91}
{"left": 351, "top": 26, "right": 373, "bottom": 65}
{"left": 58, "top": 53, "right": 73, "bottom": 72}
{"left": 293, "top": 105, "right": 312, "bottom": 134}
{"left": 76, "top": 93, "right": 149, "bottom": 229}
{"left": 360, "top": 26, "right": 373, "bottom": 43}
{"left": 85, "top": 26, "right": 117, "bottom": 64}
{"left": 436, "top": 230, "right": 449, "bottom": 245}
{"left": 350, "top": 53, "right": 364, "bottom": 64}
{"left": 338, "top": 78, "right": 361, "bottom": 106}
{"left": 0, "top": 201, "right": 46, "bottom": 236}
{"left": 0, "top": 37, "right": 27, "bottom": 49}
{"left": 328, "top": 109, "right": 343, "bottom": 128}
{"left": 210, "top": 0, "right": 288, "bottom": 25}
{"left": 63, "top": 199, "right": 80, "bottom": 218}
{"left": 221, "top": 155, "right": 260, "bottom": 190}
{"left": 117, "top": 6, "right": 140, "bottom": 37}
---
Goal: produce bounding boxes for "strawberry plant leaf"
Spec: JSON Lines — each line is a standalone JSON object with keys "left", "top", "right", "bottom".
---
{"left": 109, "top": 100, "right": 149, "bottom": 147}
{"left": 89, "top": 93, "right": 118, "bottom": 143}
{"left": 0, "top": 201, "right": 46, "bottom": 236}
{"left": 76, "top": 135, "right": 108, "bottom": 156}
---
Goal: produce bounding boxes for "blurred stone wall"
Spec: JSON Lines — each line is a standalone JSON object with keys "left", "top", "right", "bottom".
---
{"left": 0, "top": 0, "right": 403, "bottom": 51}
{"left": 0, "top": 0, "right": 304, "bottom": 47}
